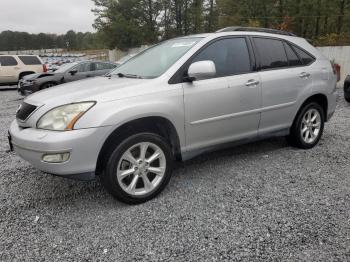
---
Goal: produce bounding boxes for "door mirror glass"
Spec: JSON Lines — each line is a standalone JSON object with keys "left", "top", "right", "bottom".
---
{"left": 69, "top": 69, "right": 78, "bottom": 75}
{"left": 187, "top": 60, "right": 216, "bottom": 81}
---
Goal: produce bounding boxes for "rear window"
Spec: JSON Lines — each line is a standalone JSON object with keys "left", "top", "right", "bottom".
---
{"left": 18, "top": 56, "right": 42, "bottom": 65}
{"left": 253, "top": 38, "right": 288, "bottom": 70}
{"left": 292, "top": 46, "right": 315, "bottom": 65}
{"left": 0, "top": 56, "right": 18, "bottom": 66}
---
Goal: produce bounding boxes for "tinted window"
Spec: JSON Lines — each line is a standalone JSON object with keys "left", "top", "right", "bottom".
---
{"left": 292, "top": 46, "right": 315, "bottom": 65}
{"left": 18, "top": 56, "right": 41, "bottom": 65}
{"left": 192, "top": 38, "right": 251, "bottom": 78}
{"left": 0, "top": 56, "right": 18, "bottom": 66}
{"left": 284, "top": 42, "right": 302, "bottom": 66}
{"left": 254, "top": 38, "right": 288, "bottom": 70}
{"left": 74, "top": 63, "right": 91, "bottom": 72}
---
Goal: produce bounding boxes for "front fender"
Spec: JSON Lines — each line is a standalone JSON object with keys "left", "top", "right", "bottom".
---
{"left": 75, "top": 88, "right": 186, "bottom": 148}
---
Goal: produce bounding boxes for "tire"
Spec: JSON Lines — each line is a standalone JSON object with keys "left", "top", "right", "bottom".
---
{"left": 287, "top": 102, "right": 325, "bottom": 149}
{"left": 100, "top": 133, "right": 174, "bottom": 204}
{"left": 40, "top": 82, "right": 56, "bottom": 90}
{"left": 345, "top": 96, "right": 350, "bottom": 103}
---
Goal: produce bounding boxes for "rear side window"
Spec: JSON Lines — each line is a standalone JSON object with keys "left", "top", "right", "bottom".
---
{"left": 0, "top": 56, "right": 18, "bottom": 66}
{"left": 18, "top": 56, "right": 41, "bottom": 65}
{"left": 292, "top": 46, "right": 315, "bottom": 65}
{"left": 253, "top": 38, "right": 288, "bottom": 70}
{"left": 284, "top": 43, "right": 303, "bottom": 66}
{"left": 94, "top": 62, "right": 116, "bottom": 71}
{"left": 192, "top": 37, "right": 251, "bottom": 78}
{"left": 75, "top": 63, "right": 92, "bottom": 72}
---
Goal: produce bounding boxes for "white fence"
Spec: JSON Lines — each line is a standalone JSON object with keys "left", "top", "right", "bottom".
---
{"left": 318, "top": 46, "right": 350, "bottom": 83}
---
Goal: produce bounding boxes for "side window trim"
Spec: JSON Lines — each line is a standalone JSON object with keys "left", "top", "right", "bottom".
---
{"left": 282, "top": 41, "right": 303, "bottom": 67}
{"left": 289, "top": 43, "right": 316, "bottom": 66}
{"left": 169, "top": 35, "right": 255, "bottom": 84}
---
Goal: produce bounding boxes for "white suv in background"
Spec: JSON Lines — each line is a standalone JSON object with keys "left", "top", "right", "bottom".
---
{"left": 0, "top": 55, "right": 46, "bottom": 85}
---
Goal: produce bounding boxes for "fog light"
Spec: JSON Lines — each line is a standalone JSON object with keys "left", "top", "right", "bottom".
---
{"left": 42, "top": 153, "right": 70, "bottom": 163}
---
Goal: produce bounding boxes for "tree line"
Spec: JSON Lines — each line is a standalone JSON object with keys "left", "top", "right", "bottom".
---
{"left": 1, "top": 0, "right": 349, "bottom": 51}
{"left": 93, "top": 0, "right": 350, "bottom": 50}
{"left": 0, "top": 30, "right": 106, "bottom": 52}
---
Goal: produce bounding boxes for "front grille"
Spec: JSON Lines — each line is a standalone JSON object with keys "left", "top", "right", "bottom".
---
{"left": 16, "top": 102, "right": 37, "bottom": 121}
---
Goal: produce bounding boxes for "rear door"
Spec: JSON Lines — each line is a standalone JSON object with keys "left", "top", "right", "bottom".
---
{"left": 0, "top": 56, "right": 20, "bottom": 83}
{"left": 252, "top": 37, "right": 312, "bottom": 135}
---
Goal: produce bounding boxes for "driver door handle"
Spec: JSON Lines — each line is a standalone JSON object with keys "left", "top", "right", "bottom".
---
{"left": 245, "top": 79, "right": 260, "bottom": 87}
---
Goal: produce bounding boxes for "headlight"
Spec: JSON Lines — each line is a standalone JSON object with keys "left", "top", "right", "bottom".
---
{"left": 37, "top": 102, "right": 95, "bottom": 131}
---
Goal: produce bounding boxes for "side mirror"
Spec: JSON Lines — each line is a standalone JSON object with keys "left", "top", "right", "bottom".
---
{"left": 186, "top": 60, "right": 216, "bottom": 81}
{"left": 69, "top": 69, "right": 78, "bottom": 75}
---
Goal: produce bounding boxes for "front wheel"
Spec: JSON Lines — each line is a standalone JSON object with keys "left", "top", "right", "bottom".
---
{"left": 287, "top": 102, "right": 325, "bottom": 149}
{"left": 100, "top": 133, "right": 174, "bottom": 204}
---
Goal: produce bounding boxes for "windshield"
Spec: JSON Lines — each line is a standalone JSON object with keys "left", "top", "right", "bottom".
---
{"left": 117, "top": 54, "right": 135, "bottom": 65}
{"left": 110, "top": 37, "right": 202, "bottom": 78}
{"left": 55, "top": 62, "right": 78, "bottom": 73}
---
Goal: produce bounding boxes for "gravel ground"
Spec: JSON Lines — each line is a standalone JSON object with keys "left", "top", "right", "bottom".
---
{"left": 1, "top": 89, "right": 350, "bottom": 261}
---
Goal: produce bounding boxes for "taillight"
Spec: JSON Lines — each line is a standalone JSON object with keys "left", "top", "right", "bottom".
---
{"left": 43, "top": 64, "right": 48, "bottom": 73}
{"left": 333, "top": 63, "right": 341, "bottom": 82}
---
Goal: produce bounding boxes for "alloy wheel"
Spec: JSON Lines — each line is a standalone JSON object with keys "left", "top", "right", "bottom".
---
{"left": 116, "top": 142, "right": 166, "bottom": 196}
{"left": 300, "top": 108, "right": 321, "bottom": 144}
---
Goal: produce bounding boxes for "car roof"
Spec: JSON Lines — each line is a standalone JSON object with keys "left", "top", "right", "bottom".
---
{"left": 180, "top": 27, "right": 302, "bottom": 41}
{"left": 0, "top": 54, "right": 39, "bottom": 57}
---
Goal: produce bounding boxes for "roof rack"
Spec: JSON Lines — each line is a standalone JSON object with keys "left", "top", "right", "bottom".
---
{"left": 216, "top": 26, "right": 296, "bottom": 37}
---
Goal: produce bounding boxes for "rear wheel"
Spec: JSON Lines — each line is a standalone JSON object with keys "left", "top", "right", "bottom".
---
{"left": 287, "top": 102, "right": 325, "bottom": 149}
{"left": 345, "top": 96, "right": 350, "bottom": 103}
{"left": 100, "top": 133, "right": 174, "bottom": 204}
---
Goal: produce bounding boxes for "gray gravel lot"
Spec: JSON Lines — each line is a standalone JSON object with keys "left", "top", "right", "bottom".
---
{"left": 1, "top": 89, "right": 350, "bottom": 261}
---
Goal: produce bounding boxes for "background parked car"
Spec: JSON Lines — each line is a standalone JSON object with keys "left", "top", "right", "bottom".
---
{"left": 18, "top": 60, "right": 117, "bottom": 95}
{"left": 0, "top": 55, "right": 46, "bottom": 85}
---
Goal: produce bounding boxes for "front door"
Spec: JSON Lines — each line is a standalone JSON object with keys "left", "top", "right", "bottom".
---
{"left": 183, "top": 37, "right": 261, "bottom": 151}
{"left": 64, "top": 62, "right": 93, "bottom": 82}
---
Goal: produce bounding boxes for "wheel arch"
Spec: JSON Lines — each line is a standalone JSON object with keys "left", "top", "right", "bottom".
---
{"left": 95, "top": 116, "right": 182, "bottom": 175}
{"left": 294, "top": 93, "right": 328, "bottom": 124}
{"left": 40, "top": 81, "right": 57, "bottom": 90}
{"left": 19, "top": 71, "right": 35, "bottom": 79}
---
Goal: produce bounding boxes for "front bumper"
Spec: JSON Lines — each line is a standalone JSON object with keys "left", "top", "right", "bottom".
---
{"left": 18, "top": 80, "right": 40, "bottom": 96}
{"left": 9, "top": 120, "right": 112, "bottom": 179}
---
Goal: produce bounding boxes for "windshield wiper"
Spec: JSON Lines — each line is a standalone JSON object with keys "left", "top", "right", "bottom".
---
{"left": 117, "top": 73, "right": 143, "bottom": 79}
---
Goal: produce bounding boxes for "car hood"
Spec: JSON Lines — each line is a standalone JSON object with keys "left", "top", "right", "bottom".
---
{"left": 23, "top": 72, "right": 56, "bottom": 80}
{"left": 25, "top": 76, "right": 155, "bottom": 106}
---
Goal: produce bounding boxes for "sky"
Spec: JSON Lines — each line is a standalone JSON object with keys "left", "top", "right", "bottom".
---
{"left": 0, "top": 0, "right": 95, "bottom": 34}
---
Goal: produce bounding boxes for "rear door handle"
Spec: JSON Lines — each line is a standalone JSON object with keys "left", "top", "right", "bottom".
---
{"left": 245, "top": 79, "right": 260, "bottom": 87}
{"left": 299, "top": 72, "right": 311, "bottom": 79}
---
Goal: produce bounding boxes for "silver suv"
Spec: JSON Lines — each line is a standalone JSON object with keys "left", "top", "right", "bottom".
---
{"left": 9, "top": 28, "right": 337, "bottom": 204}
